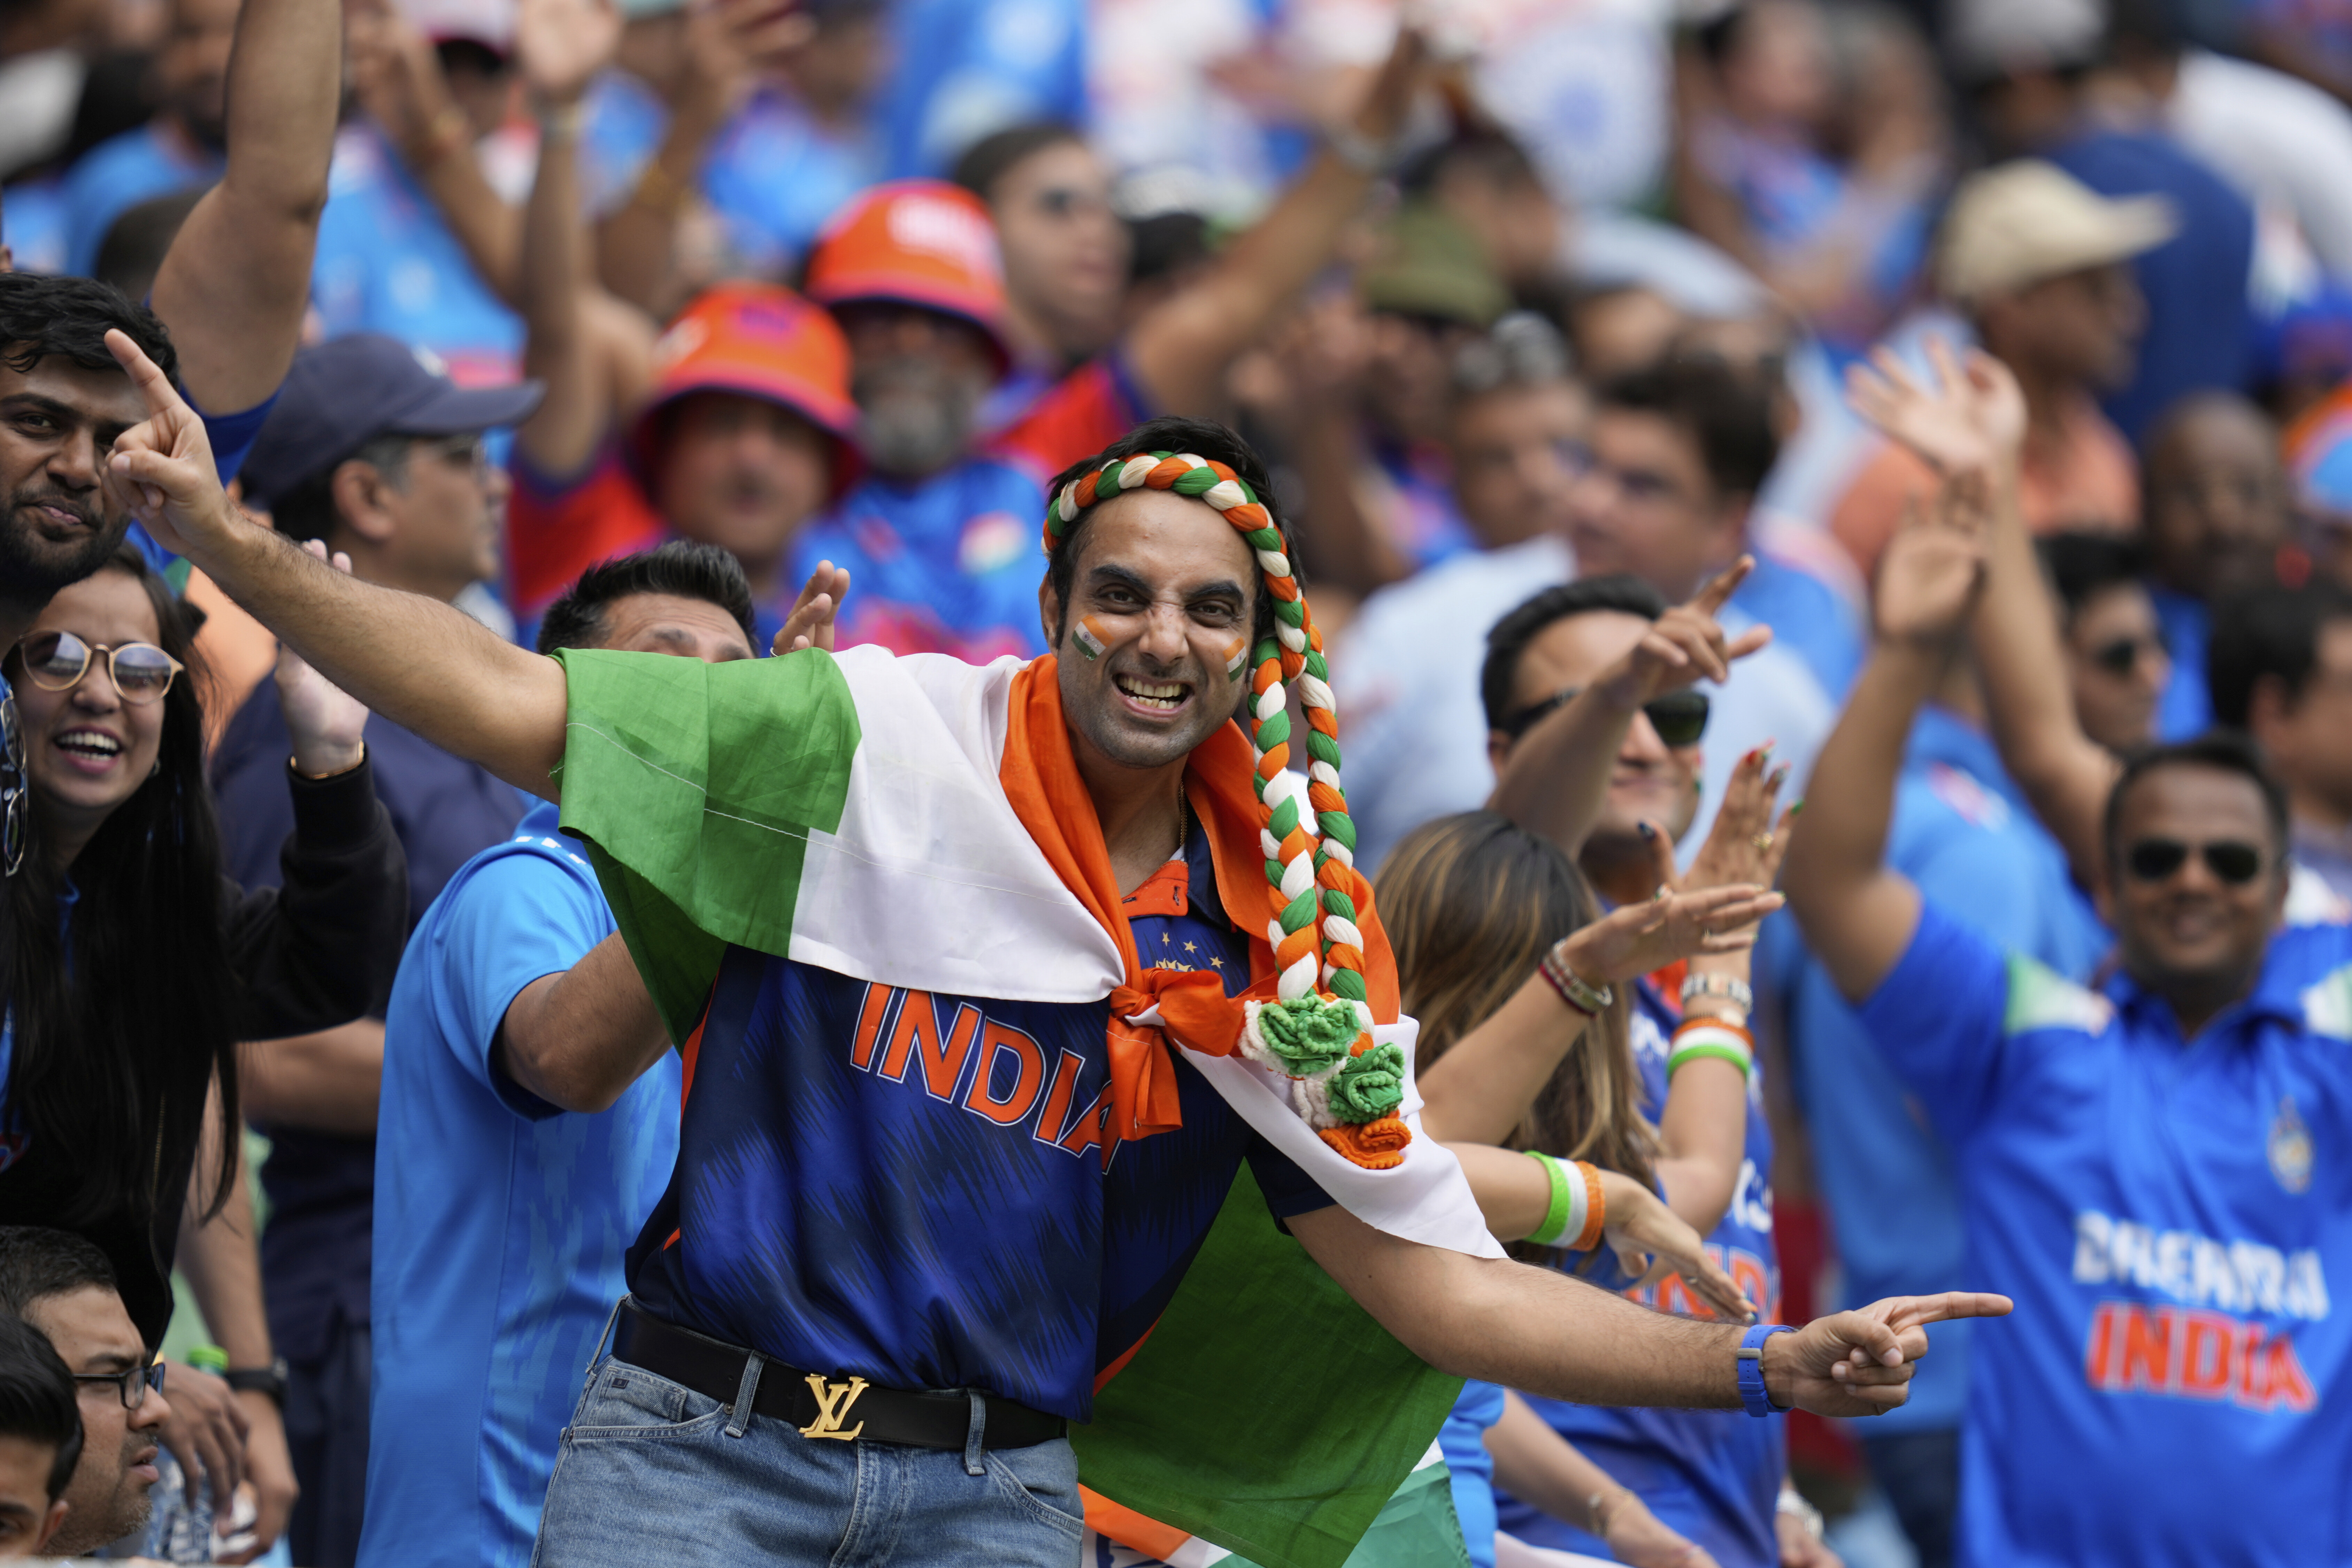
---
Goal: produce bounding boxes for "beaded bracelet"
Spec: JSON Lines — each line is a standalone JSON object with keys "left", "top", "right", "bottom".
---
{"left": 1680, "top": 972, "right": 1753, "bottom": 1015}
{"left": 1667, "top": 1016, "right": 1753, "bottom": 1081}
{"left": 1538, "top": 941, "right": 1612, "bottom": 1017}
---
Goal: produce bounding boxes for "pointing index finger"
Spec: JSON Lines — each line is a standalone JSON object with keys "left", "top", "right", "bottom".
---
{"left": 105, "top": 328, "right": 185, "bottom": 417}
{"left": 1691, "top": 555, "right": 1754, "bottom": 616}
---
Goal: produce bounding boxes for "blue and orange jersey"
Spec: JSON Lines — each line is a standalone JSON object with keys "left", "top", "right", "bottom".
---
{"left": 1497, "top": 978, "right": 1784, "bottom": 1568}
{"left": 1854, "top": 904, "right": 2352, "bottom": 1567}
{"left": 505, "top": 446, "right": 669, "bottom": 631}
{"left": 624, "top": 826, "right": 1331, "bottom": 1421}
{"left": 788, "top": 455, "right": 1049, "bottom": 662}
{"left": 986, "top": 353, "right": 1152, "bottom": 486}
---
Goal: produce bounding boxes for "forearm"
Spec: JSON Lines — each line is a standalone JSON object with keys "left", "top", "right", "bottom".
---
{"left": 240, "top": 1019, "right": 383, "bottom": 1137}
{"left": 495, "top": 932, "right": 670, "bottom": 1112}
{"left": 1415, "top": 973, "right": 1588, "bottom": 1146}
{"left": 515, "top": 102, "right": 603, "bottom": 475}
{"left": 595, "top": 99, "right": 728, "bottom": 311}
{"left": 1967, "top": 471, "right": 2115, "bottom": 882}
{"left": 151, "top": 0, "right": 340, "bottom": 412}
{"left": 1782, "top": 637, "right": 1936, "bottom": 915}
{"left": 1300, "top": 1212, "right": 1748, "bottom": 1407}
{"left": 1491, "top": 690, "right": 1638, "bottom": 855}
{"left": 182, "top": 516, "right": 566, "bottom": 797}
{"left": 1486, "top": 1393, "right": 1622, "bottom": 1530}
{"left": 1653, "top": 1059, "right": 1746, "bottom": 1235}
{"left": 412, "top": 138, "right": 523, "bottom": 304}
{"left": 177, "top": 1152, "right": 274, "bottom": 1367}
{"left": 1127, "top": 151, "right": 1373, "bottom": 415}
{"left": 1447, "top": 1142, "right": 1554, "bottom": 1240}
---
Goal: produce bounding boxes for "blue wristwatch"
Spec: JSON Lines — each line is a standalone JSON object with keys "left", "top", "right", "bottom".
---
{"left": 1737, "top": 1323, "right": 1794, "bottom": 1417}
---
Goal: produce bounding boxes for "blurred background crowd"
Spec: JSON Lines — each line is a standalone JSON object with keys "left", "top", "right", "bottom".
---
{"left": 3, "top": 0, "right": 2352, "bottom": 1562}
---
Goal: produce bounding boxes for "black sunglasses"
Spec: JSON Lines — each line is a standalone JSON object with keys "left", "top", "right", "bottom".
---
{"left": 2123, "top": 837, "right": 2267, "bottom": 886}
{"left": 1503, "top": 686, "right": 1709, "bottom": 747}
{"left": 2089, "top": 632, "right": 2166, "bottom": 678}
{"left": 73, "top": 1361, "right": 166, "bottom": 1411}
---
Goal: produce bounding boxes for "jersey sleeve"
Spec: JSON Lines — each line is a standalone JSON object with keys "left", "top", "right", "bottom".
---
{"left": 420, "top": 848, "right": 615, "bottom": 1120}
{"left": 1244, "top": 1131, "right": 1336, "bottom": 1221}
{"left": 1852, "top": 898, "right": 2017, "bottom": 1146}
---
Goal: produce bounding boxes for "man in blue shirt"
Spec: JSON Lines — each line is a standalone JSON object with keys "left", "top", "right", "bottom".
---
{"left": 211, "top": 334, "right": 542, "bottom": 1568}
{"left": 360, "top": 543, "right": 759, "bottom": 1568}
{"left": 1787, "top": 484, "right": 2352, "bottom": 1566}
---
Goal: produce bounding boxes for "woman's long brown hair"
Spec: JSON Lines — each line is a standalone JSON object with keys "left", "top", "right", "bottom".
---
{"left": 1376, "top": 810, "right": 1657, "bottom": 1188}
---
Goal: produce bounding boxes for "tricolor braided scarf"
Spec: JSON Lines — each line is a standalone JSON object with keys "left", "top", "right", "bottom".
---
{"left": 1045, "top": 449, "right": 1411, "bottom": 1169}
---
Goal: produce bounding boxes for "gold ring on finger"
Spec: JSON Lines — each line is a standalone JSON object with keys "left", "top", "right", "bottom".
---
{"left": 1752, "top": 832, "right": 1775, "bottom": 853}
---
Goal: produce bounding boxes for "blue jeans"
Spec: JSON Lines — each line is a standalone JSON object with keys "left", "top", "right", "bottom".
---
{"left": 531, "top": 1356, "right": 1086, "bottom": 1567}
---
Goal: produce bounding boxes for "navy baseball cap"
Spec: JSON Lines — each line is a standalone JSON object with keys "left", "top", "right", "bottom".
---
{"left": 239, "top": 334, "right": 545, "bottom": 505}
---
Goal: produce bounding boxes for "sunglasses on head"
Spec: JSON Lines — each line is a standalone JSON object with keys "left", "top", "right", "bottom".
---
{"left": 2123, "top": 837, "right": 2267, "bottom": 886}
{"left": 1503, "top": 686, "right": 1709, "bottom": 747}
{"left": 2089, "top": 632, "right": 2166, "bottom": 678}
{"left": 13, "top": 630, "right": 183, "bottom": 705}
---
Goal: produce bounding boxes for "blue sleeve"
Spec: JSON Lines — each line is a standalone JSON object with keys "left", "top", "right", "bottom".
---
{"left": 196, "top": 388, "right": 281, "bottom": 487}
{"left": 421, "top": 849, "right": 615, "bottom": 1121}
{"left": 1853, "top": 899, "right": 2014, "bottom": 1145}
{"left": 1245, "top": 1134, "right": 1335, "bottom": 1221}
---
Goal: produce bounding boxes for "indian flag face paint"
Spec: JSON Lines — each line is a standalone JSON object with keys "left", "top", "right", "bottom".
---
{"left": 1224, "top": 638, "right": 1248, "bottom": 682}
{"left": 1074, "top": 615, "right": 1112, "bottom": 660}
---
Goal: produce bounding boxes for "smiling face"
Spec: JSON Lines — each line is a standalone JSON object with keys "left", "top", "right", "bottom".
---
{"left": 10, "top": 567, "right": 168, "bottom": 868}
{"left": 1041, "top": 488, "right": 1257, "bottom": 773}
{"left": 0, "top": 355, "right": 145, "bottom": 623}
{"left": 22, "top": 1287, "right": 167, "bottom": 1558}
{"left": 2105, "top": 763, "right": 2286, "bottom": 1002}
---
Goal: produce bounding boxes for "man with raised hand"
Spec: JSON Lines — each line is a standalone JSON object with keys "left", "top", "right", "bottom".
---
{"left": 97, "top": 334, "right": 2003, "bottom": 1568}
{"left": 1784, "top": 460, "right": 2352, "bottom": 1567}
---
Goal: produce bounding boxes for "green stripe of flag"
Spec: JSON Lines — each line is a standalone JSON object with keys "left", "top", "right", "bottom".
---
{"left": 552, "top": 647, "right": 860, "bottom": 1041}
{"left": 1074, "top": 1168, "right": 1466, "bottom": 1568}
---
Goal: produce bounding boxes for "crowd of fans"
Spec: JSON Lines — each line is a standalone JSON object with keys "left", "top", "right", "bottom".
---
{"left": 0, "top": 0, "right": 2350, "bottom": 1562}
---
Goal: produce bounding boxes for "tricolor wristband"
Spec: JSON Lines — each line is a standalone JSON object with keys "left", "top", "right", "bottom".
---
{"left": 1737, "top": 1323, "right": 1794, "bottom": 1417}
{"left": 1524, "top": 1152, "right": 1582, "bottom": 1246}
{"left": 1668, "top": 1019, "right": 1753, "bottom": 1081}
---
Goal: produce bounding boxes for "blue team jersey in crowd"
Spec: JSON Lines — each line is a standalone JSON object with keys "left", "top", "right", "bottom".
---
{"left": 57, "top": 122, "right": 221, "bottom": 277}
{"left": 1784, "top": 708, "right": 2107, "bottom": 1434}
{"left": 625, "top": 827, "right": 1331, "bottom": 1421}
{"left": 1497, "top": 980, "right": 1783, "bottom": 1568}
{"left": 1438, "top": 1380, "right": 1507, "bottom": 1568}
{"left": 789, "top": 456, "right": 1047, "bottom": 662}
{"left": 310, "top": 127, "right": 523, "bottom": 389}
{"left": 361, "top": 801, "right": 681, "bottom": 1568}
{"left": 1857, "top": 902, "right": 2352, "bottom": 1567}
{"left": 2152, "top": 584, "right": 2212, "bottom": 742}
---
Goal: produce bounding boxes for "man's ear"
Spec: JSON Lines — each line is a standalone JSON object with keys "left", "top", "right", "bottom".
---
{"left": 328, "top": 458, "right": 399, "bottom": 547}
{"left": 1038, "top": 573, "right": 1061, "bottom": 653}
{"left": 35, "top": 1496, "right": 66, "bottom": 1553}
{"left": 1487, "top": 731, "right": 1511, "bottom": 777}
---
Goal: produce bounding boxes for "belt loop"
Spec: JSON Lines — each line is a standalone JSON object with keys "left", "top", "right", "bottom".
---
{"left": 725, "top": 1352, "right": 765, "bottom": 1439}
{"left": 585, "top": 1296, "right": 627, "bottom": 1391}
{"left": 963, "top": 1391, "right": 987, "bottom": 1475}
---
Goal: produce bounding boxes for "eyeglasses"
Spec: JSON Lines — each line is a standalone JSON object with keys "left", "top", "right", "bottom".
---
{"left": 2123, "top": 837, "right": 2267, "bottom": 886}
{"left": 416, "top": 433, "right": 491, "bottom": 480}
{"left": 1, "top": 685, "right": 23, "bottom": 877}
{"left": 1503, "top": 685, "right": 1710, "bottom": 746}
{"left": 14, "top": 630, "right": 184, "bottom": 705}
{"left": 73, "top": 1361, "right": 166, "bottom": 1411}
{"left": 2088, "top": 632, "right": 2167, "bottom": 678}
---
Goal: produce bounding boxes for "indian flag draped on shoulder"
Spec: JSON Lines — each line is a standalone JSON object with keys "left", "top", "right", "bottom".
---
{"left": 548, "top": 452, "right": 1503, "bottom": 1568}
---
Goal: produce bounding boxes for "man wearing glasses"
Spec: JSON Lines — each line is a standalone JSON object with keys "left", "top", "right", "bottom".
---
{"left": 0, "top": 1228, "right": 173, "bottom": 1557}
{"left": 207, "top": 332, "right": 542, "bottom": 1568}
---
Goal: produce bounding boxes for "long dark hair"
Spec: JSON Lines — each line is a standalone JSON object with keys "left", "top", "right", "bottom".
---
{"left": 1378, "top": 810, "right": 1657, "bottom": 1190}
{"left": 5, "top": 546, "right": 238, "bottom": 1230}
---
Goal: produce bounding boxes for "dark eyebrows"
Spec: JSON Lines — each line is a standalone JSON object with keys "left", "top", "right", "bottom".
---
{"left": 1083, "top": 563, "right": 1249, "bottom": 607}
{"left": 0, "top": 391, "right": 130, "bottom": 446}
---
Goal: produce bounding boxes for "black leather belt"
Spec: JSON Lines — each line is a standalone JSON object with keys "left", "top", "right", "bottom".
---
{"left": 610, "top": 1299, "right": 1067, "bottom": 1451}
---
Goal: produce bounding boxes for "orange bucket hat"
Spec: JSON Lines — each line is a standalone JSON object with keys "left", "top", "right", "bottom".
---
{"left": 630, "top": 283, "right": 861, "bottom": 498}
{"left": 802, "top": 179, "right": 1014, "bottom": 368}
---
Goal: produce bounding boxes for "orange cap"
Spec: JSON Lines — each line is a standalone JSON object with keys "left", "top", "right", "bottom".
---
{"left": 630, "top": 283, "right": 861, "bottom": 497}
{"left": 803, "top": 180, "right": 1013, "bottom": 365}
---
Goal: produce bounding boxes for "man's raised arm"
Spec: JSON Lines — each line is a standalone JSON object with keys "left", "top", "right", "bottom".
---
{"left": 1781, "top": 477, "right": 1991, "bottom": 1002}
{"left": 149, "top": 0, "right": 340, "bottom": 418}
{"left": 1846, "top": 341, "right": 2120, "bottom": 885}
{"left": 1290, "top": 1204, "right": 2008, "bottom": 1416}
{"left": 101, "top": 332, "right": 568, "bottom": 798}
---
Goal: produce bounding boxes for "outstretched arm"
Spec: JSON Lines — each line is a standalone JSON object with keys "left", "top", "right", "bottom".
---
{"left": 1490, "top": 560, "right": 1771, "bottom": 856}
{"left": 1782, "top": 480, "right": 1988, "bottom": 1002}
{"left": 1846, "top": 341, "right": 2119, "bottom": 885}
{"left": 102, "top": 332, "right": 568, "bottom": 796}
{"left": 149, "top": 0, "right": 339, "bottom": 416}
{"left": 1122, "top": 30, "right": 1429, "bottom": 416}
{"left": 1292, "top": 1201, "right": 2008, "bottom": 1417}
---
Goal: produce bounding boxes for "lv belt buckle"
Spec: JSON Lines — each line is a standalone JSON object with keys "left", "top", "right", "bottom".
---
{"left": 798, "top": 1372, "right": 869, "bottom": 1440}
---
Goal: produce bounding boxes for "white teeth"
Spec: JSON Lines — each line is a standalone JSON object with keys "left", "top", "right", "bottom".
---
{"left": 1115, "top": 676, "right": 1189, "bottom": 710}
{"left": 57, "top": 732, "right": 120, "bottom": 756}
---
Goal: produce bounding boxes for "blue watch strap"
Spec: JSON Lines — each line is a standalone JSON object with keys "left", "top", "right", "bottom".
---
{"left": 1736, "top": 1323, "right": 1795, "bottom": 1417}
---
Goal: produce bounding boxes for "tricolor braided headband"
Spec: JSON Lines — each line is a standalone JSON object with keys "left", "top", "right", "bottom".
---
{"left": 1046, "top": 449, "right": 1411, "bottom": 1169}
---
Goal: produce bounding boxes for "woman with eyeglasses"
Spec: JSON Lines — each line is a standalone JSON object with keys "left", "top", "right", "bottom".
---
{"left": 0, "top": 544, "right": 404, "bottom": 1524}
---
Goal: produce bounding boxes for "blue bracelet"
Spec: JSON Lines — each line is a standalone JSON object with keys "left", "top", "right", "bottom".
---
{"left": 1736, "top": 1323, "right": 1794, "bottom": 1417}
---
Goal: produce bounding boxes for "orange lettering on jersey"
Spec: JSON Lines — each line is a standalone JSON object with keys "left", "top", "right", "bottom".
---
{"left": 2121, "top": 1303, "right": 2175, "bottom": 1391}
{"left": 878, "top": 991, "right": 984, "bottom": 1101}
{"left": 2259, "top": 1333, "right": 2317, "bottom": 1413}
{"left": 1056, "top": 1083, "right": 1122, "bottom": 1170}
{"left": 851, "top": 982, "right": 896, "bottom": 1071}
{"left": 966, "top": 1021, "right": 1049, "bottom": 1126}
{"left": 2178, "top": 1311, "right": 2236, "bottom": 1399}
{"left": 2084, "top": 1302, "right": 2317, "bottom": 1414}
{"left": 1032, "top": 1048, "right": 1089, "bottom": 1149}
